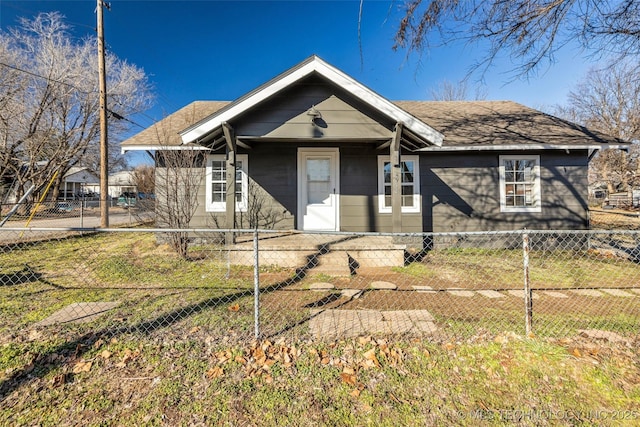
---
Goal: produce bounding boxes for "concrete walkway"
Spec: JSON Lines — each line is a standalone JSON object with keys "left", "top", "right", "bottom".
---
{"left": 309, "top": 309, "right": 438, "bottom": 338}
{"left": 306, "top": 282, "right": 639, "bottom": 338}
{"left": 35, "top": 302, "right": 120, "bottom": 327}
{"left": 310, "top": 282, "right": 640, "bottom": 300}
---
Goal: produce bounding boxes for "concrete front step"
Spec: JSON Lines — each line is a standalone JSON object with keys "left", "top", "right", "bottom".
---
{"left": 309, "top": 250, "right": 352, "bottom": 276}
{"left": 227, "top": 234, "right": 407, "bottom": 273}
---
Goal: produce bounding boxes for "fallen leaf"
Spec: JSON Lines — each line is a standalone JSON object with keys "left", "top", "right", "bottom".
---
{"left": 206, "top": 366, "right": 224, "bottom": 379}
{"left": 72, "top": 360, "right": 92, "bottom": 374}
{"left": 228, "top": 303, "right": 240, "bottom": 312}
{"left": 100, "top": 350, "right": 112, "bottom": 359}
{"left": 358, "top": 336, "right": 371, "bottom": 345}
{"left": 350, "top": 388, "right": 361, "bottom": 397}
{"left": 340, "top": 372, "right": 357, "bottom": 386}
{"left": 363, "top": 348, "right": 380, "bottom": 367}
{"left": 342, "top": 367, "right": 355, "bottom": 375}
{"left": 572, "top": 348, "right": 582, "bottom": 358}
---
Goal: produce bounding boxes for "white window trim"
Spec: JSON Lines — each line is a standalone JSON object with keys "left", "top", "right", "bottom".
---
{"left": 205, "top": 154, "right": 249, "bottom": 213}
{"left": 499, "top": 154, "right": 541, "bottom": 213}
{"left": 377, "top": 155, "right": 420, "bottom": 214}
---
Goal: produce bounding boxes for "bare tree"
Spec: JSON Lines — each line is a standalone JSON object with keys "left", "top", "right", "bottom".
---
{"left": 0, "top": 36, "right": 26, "bottom": 202}
{"left": 394, "top": 1, "right": 640, "bottom": 78}
{"left": 429, "top": 79, "right": 487, "bottom": 101}
{"left": 237, "top": 180, "right": 287, "bottom": 229}
{"left": 558, "top": 64, "right": 640, "bottom": 142}
{"left": 554, "top": 62, "right": 640, "bottom": 192}
{"left": 132, "top": 164, "right": 155, "bottom": 195}
{"left": 149, "top": 108, "right": 206, "bottom": 258}
{"left": 0, "top": 12, "right": 152, "bottom": 204}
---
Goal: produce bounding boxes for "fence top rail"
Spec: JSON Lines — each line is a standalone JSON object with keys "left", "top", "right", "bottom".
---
{"left": 1, "top": 227, "right": 640, "bottom": 237}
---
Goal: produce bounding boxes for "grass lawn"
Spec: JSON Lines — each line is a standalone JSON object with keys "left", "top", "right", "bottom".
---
{"left": 1, "top": 230, "right": 640, "bottom": 425}
{"left": 1, "top": 333, "right": 639, "bottom": 426}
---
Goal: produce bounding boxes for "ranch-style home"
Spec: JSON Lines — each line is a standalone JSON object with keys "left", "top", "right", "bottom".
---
{"left": 122, "top": 56, "right": 627, "bottom": 234}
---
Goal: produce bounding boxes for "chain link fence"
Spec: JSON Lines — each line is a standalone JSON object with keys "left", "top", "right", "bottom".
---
{"left": 0, "top": 200, "right": 155, "bottom": 229}
{"left": 1, "top": 225, "right": 639, "bottom": 346}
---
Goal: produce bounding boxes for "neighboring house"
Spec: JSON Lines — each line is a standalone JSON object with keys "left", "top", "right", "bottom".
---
{"left": 60, "top": 167, "right": 99, "bottom": 200}
{"left": 85, "top": 171, "right": 137, "bottom": 199}
{"left": 2, "top": 165, "right": 99, "bottom": 204}
{"left": 121, "top": 56, "right": 627, "bottom": 234}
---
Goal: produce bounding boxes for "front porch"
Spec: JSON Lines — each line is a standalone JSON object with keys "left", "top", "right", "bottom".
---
{"left": 227, "top": 232, "right": 410, "bottom": 275}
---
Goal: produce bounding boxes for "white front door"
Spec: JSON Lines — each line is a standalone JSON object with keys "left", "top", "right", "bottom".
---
{"left": 298, "top": 148, "right": 339, "bottom": 231}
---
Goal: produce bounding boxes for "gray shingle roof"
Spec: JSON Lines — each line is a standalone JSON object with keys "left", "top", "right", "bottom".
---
{"left": 394, "top": 100, "right": 625, "bottom": 147}
{"left": 121, "top": 101, "right": 229, "bottom": 148}
{"left": 121, "top": 100, "right": 626, "bottom": 150}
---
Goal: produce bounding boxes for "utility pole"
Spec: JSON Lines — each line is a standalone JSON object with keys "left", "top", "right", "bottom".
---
{"left": 97, "top": 0, "right": 109, "bottom": 227}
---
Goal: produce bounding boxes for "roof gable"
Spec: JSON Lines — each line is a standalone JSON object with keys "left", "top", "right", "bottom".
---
{"left": 179, "top": 56, "right": 443, "bottom": 146}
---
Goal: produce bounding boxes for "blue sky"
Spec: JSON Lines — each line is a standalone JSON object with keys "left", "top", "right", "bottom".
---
{"left": 1, "top": 1, "right": 600, "bottom": 163}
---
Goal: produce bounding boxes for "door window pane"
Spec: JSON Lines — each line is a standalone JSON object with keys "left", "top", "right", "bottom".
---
{"left": 307, "top": 158, "right": 331, "bottom": 205}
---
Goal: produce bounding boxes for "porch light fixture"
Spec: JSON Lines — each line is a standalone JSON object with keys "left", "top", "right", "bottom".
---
{"left": 306, "top": 106, "right": 322, "bottom": 125}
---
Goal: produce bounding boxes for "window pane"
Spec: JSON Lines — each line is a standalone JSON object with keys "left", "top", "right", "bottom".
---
{"left": 212, "top": 160, "right": 224, "bottom": 170}
{"left": 401, "top": 161, "right": 414, "bottom": 183}
{"left": 402, "top": 195, "right": 414, "bottom": 207}
{"left": 504, "top": 160, "right": 514, "bottom": 172}
{"left": 212, "top": 170, "right": 224, "bottom": 182}
{"left": 525, "top": 186, "right": 533, "bottom": 205}
{"left": 383, "top": 162, "right": 391, "bottom": 183}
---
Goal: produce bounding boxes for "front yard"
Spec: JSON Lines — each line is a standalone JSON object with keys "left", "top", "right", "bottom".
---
{"left": 1, "top": 229, "right": 640, "bottom": 425}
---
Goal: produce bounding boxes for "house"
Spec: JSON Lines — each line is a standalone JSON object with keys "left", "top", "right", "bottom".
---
{"left": 85, "top": 171, "right": 137, "bottom": 199}
{"left": 59, "top": 167, "right": 99, "bottom": 200}
{"left": 121, "top": 56, "right": 627, "bottom": 234}
{"left": 2, "top": 165, "right": 98, "bottom": 204}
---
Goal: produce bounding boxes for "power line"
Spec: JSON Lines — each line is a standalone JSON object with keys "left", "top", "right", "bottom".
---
{"left": 0, "top": 61, "right": 146, "bottom": 129}
{"left": 0, "top": 61, "right": 89, "bottom": 94}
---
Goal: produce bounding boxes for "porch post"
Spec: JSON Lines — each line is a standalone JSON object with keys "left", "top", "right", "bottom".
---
{"left": 391, "top": 122, "right": 403, "bottom": 233}
{"left": 222, "top": 122, "right": 237, "bottom": 244}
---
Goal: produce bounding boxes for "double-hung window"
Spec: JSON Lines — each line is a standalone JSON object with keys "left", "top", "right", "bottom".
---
{"left": 205, "top": 154, "right": 248, "bottom": 212}
{"left": 499, "top": 155, "right": 541, "bottom": 213}
{"left": 377, "top": 155, "right": 420, "bottom": 213}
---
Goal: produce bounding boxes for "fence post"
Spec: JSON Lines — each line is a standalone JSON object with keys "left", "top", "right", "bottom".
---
{"left": 523, "top": 231, "right": 533, "bottom": 335}
{"left": 253, "top": 229, "right": 260, "bottom": 340}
